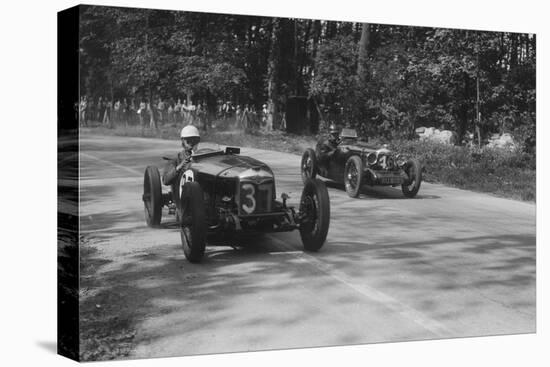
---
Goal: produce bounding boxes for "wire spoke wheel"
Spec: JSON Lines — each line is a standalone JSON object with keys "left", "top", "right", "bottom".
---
{"left": 301, "top": 195, "right": 319, "bottom": 236}
{"left": 300, "top": 148, "right": 317, "bottom": 184}
{"left": 180, "top": 181, "right": 206, "bottom": 262}
{"left": 303, "top": 157, "right": 312, "bottom": 177}
{"left": 299, "top": 179, "right": 330, "bottom": 252}
{"left": 401, "top": 158, "right": 422, "bottom": 198}
{"left": 344, "top": 156, "right": 363, "bottom": 198}
{"left": 143, "top": 166, "right": 162, "bottom": 226}
{"left": 406, "top": 172, "right": 416, "bottom": 190}
{"left": 347, "top": 163, "right": 358, "bottom": 189}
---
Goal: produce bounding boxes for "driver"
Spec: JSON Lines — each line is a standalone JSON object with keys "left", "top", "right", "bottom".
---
{"left": 162, "top": 125, "right": 200, "bottom": 186}
{"left": 317, "top": 123, "right": 341, "bottom": 163}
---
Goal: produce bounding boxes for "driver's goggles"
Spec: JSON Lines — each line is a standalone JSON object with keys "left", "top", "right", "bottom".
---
{"left": 182, "top": 137, "right": 200, "bottom": 146}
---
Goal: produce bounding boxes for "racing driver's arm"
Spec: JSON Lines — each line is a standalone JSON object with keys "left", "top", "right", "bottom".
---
{"left": 319, "top": 139, "right": 338, "bottom": 157}
{"left": 161, "top": 150, "right": 192, "bottom": 186}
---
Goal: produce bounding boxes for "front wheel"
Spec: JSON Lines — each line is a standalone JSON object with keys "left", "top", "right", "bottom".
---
{"left": 180, "top": 182, "right": 207, "bottom": 263}
{"left": 299, "top": 178, "right": 330, "bottom": 252}
{"left": 401, "top": 158, "right": 422, "bottom": 198}
{"left": 301, "top": 148, "right": 318, "bottom": 184}
{"left": 143, "top": 166, "right": 162, "bottom": 227}
{"left": 344, "top": 155, "right": 364, "bottom": 198}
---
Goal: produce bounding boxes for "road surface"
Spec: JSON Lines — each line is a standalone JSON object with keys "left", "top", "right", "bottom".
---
{"left": 79, "top": 134, "right": 535, "bottom": 359}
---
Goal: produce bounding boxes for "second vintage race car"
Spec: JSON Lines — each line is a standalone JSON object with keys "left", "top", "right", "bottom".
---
{"left": 301, "top": 128, "right": 422, "bottom": 198}
{"left": 143, "top": 146, "right": 330, "bottom": 263}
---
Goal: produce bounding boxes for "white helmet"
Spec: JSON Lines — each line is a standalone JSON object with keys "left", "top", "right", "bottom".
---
{"left": 180, "top": 125, "right": 200, "bottom": 139}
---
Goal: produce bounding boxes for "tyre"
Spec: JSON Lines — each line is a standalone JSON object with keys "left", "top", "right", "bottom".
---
{"left": 180, "top": 181, "right": 207, "bottom": 263}
{"left": 299, "top": 178, "right": 330, "bottom": 252}
{"left": 143, "top": 166, "right": 162, "bottom": 227}
{"left": 401, "top": 158, "right": 422, "bottom": 198}
{"left": 344, "top": 155, "right": 364, "bottom": 198}
{"left": 300, "top": 148, "right": 318, "bottom": 184}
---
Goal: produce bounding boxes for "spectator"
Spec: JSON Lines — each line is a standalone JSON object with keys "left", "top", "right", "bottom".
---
{"left": 222, "top": 101, "right": 233, "bottom": 122}
{"left": 103, "top": 99, "right": 112, "bottom": 127}
{"left": 262, "top": 103, "right": 269, "bottom": 130}
{"left": 217, "top": 100, "right": 223, "bottom": 120}
{"left": 196, "top": 102, "right": 205, "bottom": 131}
{"left": 97, "top": 96, "right": 104, "bottom": 121}
{"left": 88, "top": 98, "right": 95, "bottom": 124}
{"left": 167, "top": 103, "right": 174, "bottom": 125}
{"left": 182, "top": 100, "right": 190, "bottom": 124}
{"left": 280, "top": 111, "right": 287, "bottom": 131}
{"left": 249, "top": 105, "right": 258, "bottom": 129}
{"left": 114, "top": 99, "right": 121, "bottom": 125}
{"left": 79, "top": 96, "right": 88, "bottom": 126}
{"left": 138, "top": 99, "right": 146, "bottom": 131}
{"left": 242, "top": 104, "right": 251, "bottom": 130}
{"left": 127, "top": 98, "right": 135, "bottom": 125}
{"left": 147, "top": 100, "right": 156, "bottom": 129}
{"left": 157, "top": 98, "right": 165, "bottom": 124}
{"left": 181, "top": 100, "right": 196, "bottom": 125}
{"left": 235, "top": 105, "right": 243, "bottom": 128}
{"left": 174, "top": 98, "right": 182, "bottom": 125}
{"left": 189, "top": 100, "right": 197, "bottom": 125}
{"left": 121, "top": 98, "right": 128, "bottom": 126}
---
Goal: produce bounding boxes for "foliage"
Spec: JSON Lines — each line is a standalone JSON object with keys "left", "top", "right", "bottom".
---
{"left": 79, "top": 6, "right": 535, "bottom": 153}
{"left": 389, "top": 139, "right": 535, "bottom": 201}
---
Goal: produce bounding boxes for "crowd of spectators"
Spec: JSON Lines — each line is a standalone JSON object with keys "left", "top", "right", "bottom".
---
{"left": 78, "top": 96, "right": 275, "bottom": 132}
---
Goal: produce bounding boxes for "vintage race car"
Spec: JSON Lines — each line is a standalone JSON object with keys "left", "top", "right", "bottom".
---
{"left": 301, "top": 128, "right": 422, "bottom": 198}
{"left": 143, "top": 146, "right": 330, "bottom": 263}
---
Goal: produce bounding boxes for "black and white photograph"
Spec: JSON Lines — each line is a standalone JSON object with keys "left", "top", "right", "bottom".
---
{"left": 55, "top": 2, "right": 541, "bottom": 362}
{"left": 55, "top": 2, "right": 542, "bottom": 362}
{"left": 4, "top": 1, "right": 546, "bottom": 366}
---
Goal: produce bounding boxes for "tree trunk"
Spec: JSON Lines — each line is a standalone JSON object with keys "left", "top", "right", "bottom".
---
{"left": 310, "top": 20, "right": 322, "bottom": 80}
{"left": 458, "top": 73, "right": 470, "bottom": 142}
{"left": 294, "top": 19, "right": 299, "bottom": 95}
{"left": 298, "top": 19, "right": 312, "bottom": 95}
{"left": 357, "top": 23, "right": 371, "bottom": 82}
{"left": 510, "top": 33, "right": 518, "bottom": 70}
{"left": 267, "top": 18, "right": 282, "bottom": 131}
{"left": 325, "top": 21, "right": 337, "bottom": 39}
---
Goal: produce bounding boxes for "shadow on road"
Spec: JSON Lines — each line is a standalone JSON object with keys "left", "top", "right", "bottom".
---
{"left": 323, "top": 180, "right": 440, "bottom": 200}
{"left": 79, "top": 231, "right": 312, "bottom": 360}
{"left": 79, "top": 218, "right": 535, "bottom": 360}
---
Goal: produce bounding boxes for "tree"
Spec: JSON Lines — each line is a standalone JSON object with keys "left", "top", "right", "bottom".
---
{"left": 356, "top": 23, "right": 370, "bottom": 81}
{"left": 78, "top": 6, "right": 535, "bottom": 149}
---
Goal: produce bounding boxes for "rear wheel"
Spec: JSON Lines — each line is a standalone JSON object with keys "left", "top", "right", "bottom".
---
{"left": 143, "top": 166, "right": 162, "bottom": 227}
{"left": 401, "top": 158, "right": 422, "bottom": 198}
{"left": 344, "top": 155, "right": 364, "bottom": 198}
{"left": 301, "top": 148, "right": 318, "bottom": 184}
{"left": 180, "top": 182, "right": 207, "bottom": 263}
{"left": 299, "top": 178, "right": 330, "bottom": 252}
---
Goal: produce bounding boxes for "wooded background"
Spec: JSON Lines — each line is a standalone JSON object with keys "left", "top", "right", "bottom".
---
{"left": 79, "top": 5, "right": 536, "bottom": 150}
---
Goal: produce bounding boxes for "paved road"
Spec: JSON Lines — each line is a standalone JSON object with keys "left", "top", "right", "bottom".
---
{"left": 79, "top": 134, "right": 536, "bottom": 359}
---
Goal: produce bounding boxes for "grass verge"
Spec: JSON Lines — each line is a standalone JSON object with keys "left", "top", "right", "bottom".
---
{"left": 81, "top": 122, "right": 316, "bottom": 155}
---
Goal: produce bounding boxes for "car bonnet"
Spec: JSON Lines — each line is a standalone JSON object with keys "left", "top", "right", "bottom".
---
{"left": 192, "top": 154, "right": 273, "bottom": 179}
